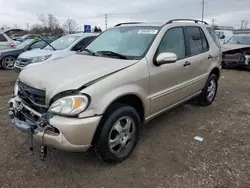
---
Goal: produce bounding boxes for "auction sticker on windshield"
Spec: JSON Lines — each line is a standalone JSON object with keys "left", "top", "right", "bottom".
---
{"left": 138, "top": 30, "right": 158, "bottom": 34}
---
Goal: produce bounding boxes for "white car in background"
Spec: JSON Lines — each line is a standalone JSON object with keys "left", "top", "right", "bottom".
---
{"left": 0, "top": 32, "right": 16, "bottom": 49}
{"left": 215, "top": 30, "right": 233, "bottom": 44}
{"left": 14, "top": 33, "right": 99, "bottom": 72}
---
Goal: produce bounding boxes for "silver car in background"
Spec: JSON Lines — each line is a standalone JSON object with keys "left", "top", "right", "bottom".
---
{"left": 0, "top": 32, "right": 16, "bottom": 50}
{"left": 14, "top": 33, "right": 99, "bottom": 72}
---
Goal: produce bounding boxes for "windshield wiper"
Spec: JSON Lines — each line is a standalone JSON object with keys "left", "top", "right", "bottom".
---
{"left": 38, "top": 36, "right": 56, "bottom": 51}
{"left": 97, "top": 51, "right": 129, "bottom": 59}
{"left": 81, "top": 48, "right": 96, "bottom": 56}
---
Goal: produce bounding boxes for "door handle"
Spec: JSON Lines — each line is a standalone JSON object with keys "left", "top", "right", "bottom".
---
{"left": 183, "top": 61, "right": 191, "bottom": 67}
{"left": 208, "top": 55, "right": 213, "bottom": 59}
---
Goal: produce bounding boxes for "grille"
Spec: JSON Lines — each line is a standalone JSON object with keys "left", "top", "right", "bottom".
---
{"left": 16, "top": 58, "right": 31, "bottom": 67}
{"left": 17, "top": 81, "right": 47, "bottom": 114}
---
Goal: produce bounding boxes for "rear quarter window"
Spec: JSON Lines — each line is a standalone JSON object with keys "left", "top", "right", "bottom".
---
{"left": 0, "top": 34, "right": 7, "bottom": 42}
{"left": 185, "top": 26, "right": 209, "bottom": 56}
{"left": 206, "top": 27, "right": 221, "bottom": 48}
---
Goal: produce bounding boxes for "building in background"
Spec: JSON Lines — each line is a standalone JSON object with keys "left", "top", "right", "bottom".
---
{"left": 213, "top": 25, "right": 235, "bottom": 30}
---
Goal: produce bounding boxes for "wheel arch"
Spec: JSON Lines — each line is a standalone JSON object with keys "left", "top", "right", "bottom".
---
{"left": 210, "top": 67, "right": 220, "bottom": 79}
{"left": 91, "top": 93, "right": 145, "bottom": 145}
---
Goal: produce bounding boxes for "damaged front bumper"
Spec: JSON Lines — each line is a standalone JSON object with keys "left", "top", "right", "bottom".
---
{"left": 222, "top": 52, "right": 250, "bottom": 69}
{"left": 9, "top": 97, "right": 101, "bottom": 152}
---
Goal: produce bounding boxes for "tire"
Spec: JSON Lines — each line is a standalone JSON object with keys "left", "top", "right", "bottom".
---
{"left": 1, "top": 56, "right": 16, "bottom": 70}
{"left": 94, "top": 103, "right": 141, "bottom": 163}
{"left": 197, "top": 74, "right": 218, "bottom": 106}
{"left": 246, "top": 64, "right": 250, "bottom": 71}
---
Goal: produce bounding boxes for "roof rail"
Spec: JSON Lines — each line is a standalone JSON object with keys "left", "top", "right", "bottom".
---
{"left": 166, "top": 19, "right": 208, "bottom": 25}
{"left": 114, "top": 22, "right": 144, "bottom": 27}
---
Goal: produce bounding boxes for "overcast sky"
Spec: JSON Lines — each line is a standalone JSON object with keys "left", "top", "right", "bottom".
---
{"left": 0, "top": 0, "right": 250, "bottom": 30}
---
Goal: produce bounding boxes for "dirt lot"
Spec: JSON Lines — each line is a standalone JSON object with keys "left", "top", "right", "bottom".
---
{"left": 0, "top": 70, "right": 250, "bottom": 188}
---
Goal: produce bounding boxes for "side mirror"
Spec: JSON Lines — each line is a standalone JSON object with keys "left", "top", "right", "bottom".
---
{"left": 155, "top": 52, "right": 177, "bottom": 66}
{"left": 220, "top": 35, "right": 225, "bottom": 39}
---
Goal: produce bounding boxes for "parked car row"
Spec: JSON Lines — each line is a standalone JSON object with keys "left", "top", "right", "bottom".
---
{"left": 0, "top": 37, "right": 54, "bottom": 70}
{"left": 0, "top": 33, "right": 98, "bottom": 70}
{"left": 14, "top": 33, "right": 99, "bottom": 72}
{"left": 9, "top": 19, "right": 222, "bottom": 163}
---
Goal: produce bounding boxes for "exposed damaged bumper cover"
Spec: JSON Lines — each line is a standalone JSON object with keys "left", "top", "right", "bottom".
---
{"left": 221, "top": 44, "right": 250, "bottom": 69}
{"left": 9, "top": 96, "right": 101, "bottom": 152}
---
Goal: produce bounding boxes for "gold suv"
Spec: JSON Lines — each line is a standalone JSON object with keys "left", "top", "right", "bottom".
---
{"left": 9, "top": 19, "right": 221, "bottom": 163}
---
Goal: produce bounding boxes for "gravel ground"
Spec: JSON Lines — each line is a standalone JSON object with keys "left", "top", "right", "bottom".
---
{"left": 0, "top": 70, "right": 250, "bottom": 188}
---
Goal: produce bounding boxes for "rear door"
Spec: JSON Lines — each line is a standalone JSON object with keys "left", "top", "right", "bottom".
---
{"left": 182, "top": 26, "right": 211, "bottom": 91}
{"left": 0, "top": 34, "right": 9, "bottom": 49}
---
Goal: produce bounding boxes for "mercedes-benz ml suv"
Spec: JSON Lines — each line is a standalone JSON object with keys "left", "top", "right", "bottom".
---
{"left": 9, "top": 19, "right": 221, "bottom": 163}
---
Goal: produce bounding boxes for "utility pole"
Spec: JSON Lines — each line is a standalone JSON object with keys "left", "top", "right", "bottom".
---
{"left": 26, "top": 23, "right": 29, "bottom": 31}
{"left": 105, "top": 14, "right": 107, "bottom": 30}
{"left": 201, "top": 0, "right": 205, "bottom": 21}
{"left": 241, "top": 20, "right": 245, "bottom": 30}
{"left": 211, "top": 18, "right": 215, "bottom": 26}
{"left": 245, "top": 21, "right": 248, "bottom": 29}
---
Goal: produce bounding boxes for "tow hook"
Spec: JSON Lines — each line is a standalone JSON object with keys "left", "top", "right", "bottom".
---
{"left": 33, "top": 112, "right": 54, "bottom": 161}
{"left": 39, "top": 125, "right": 52, "bottom": 161}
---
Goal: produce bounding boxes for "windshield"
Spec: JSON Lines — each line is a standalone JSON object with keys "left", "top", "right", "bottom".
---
{"left": 44, "top": 35, "right": 80, "bottom": 50}
{"left": 16, "top": 39, "right": 34, "bottom": 49}
{"left": 226, "top": 35, "right": 250, "bottom": 45}
{"left": 85, "top": 26, "right": 159, "bottom": 59}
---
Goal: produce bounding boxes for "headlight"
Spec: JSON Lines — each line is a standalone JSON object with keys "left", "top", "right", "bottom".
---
{"left": 13, "top": 81, "right": 19, "bottom": 96}
{"left": 31, "top": 55, "right": 52, "bottom": 63}
{"left": 49, "top": 95, "right": 90, "bottom": 116}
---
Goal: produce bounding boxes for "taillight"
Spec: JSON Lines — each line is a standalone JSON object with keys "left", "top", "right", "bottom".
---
{"left": 10, "top": 43, "right": 15, "bottom": 48}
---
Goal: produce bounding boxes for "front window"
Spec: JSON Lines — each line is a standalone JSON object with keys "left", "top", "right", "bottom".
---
{"left": 44, "top": 35, "right": 80, "bottom": 50}
{"left": 226, "top": 35, "right": 250, "bottom": 45}
{"left": 85, "top": 26, "right": 160, "bottom": 59}
{"left": 16, "top": 39, "right": 34, "bottom": 49}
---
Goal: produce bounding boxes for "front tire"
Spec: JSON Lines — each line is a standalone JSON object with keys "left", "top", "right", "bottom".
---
{"left": 94, "top": 104, "right": 141, "bottom": 163}
{"left": 1, "top": 56, "right": 16, "bottom": 70}
{"left": 197, "top": 74, "right": 218, "bottom": 106}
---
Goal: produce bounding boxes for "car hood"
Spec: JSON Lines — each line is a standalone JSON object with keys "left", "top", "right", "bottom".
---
{"left": 18, "top": 54, "right": 138, "bottom": 103}
{"left": 221, "top": 44, "right": 250, "bottom": 52}
{"left": 0, "top": 48, "right": 21, "bottom": 54}
{"left": 18, "top": 49, "right": 56, "bottom": 58}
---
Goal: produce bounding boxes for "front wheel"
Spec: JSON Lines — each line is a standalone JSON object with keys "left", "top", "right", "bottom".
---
{"left": 1, "top": 56, "right": 16, "bottom": 70}
{"left": 197, "top": 74, "right": 218, "bottom": 106}
{"left": 94, "top": 104, "right": 141, "bottom": 163}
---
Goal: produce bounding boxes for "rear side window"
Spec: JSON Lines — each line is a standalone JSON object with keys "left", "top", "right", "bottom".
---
{"left": 207, "top": 27, "right": 221, "bottom": 48}
{"left": 0, "top": 34, "right": 7, "bottom": 42}
{"left": 200, "top": 28, "right": 209, "bottom": 51}
{"left": 186, "top": 27, "right": 209, "bottom": 56}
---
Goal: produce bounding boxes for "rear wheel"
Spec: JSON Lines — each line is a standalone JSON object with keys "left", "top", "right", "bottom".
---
{"left": 197, "top": 74, "right": 218, "bottom": 106}
{"left": 94, "top": 104, "right": 141, "bottom": 163}
{"left": 1, "top": 56, "right": 16, "bottom": 70}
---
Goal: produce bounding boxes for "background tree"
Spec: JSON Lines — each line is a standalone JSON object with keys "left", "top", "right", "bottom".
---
{"left": 97, "top": 27, "right": 102, "bottom": 32}
{"left": 63, "top": 19, "right": 78, "bottom": 34}
{"left": 34, "top": 14, "right": 63, "bottom": 36}
{"left": 93, "top": 26, "right": 102, "bottom": 32}
{"left": 38, "top": 13, "right": 47, "bottom": 27}
{"left": 93, "top": 26, "right": 99, "bottom": 32}
{"left": 1, "top": 24, "right": 10, "bottom": 30}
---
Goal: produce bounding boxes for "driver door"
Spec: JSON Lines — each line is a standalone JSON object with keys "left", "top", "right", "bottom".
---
{"left": 149, "top": 27, "right": 194, "bottom": 114}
